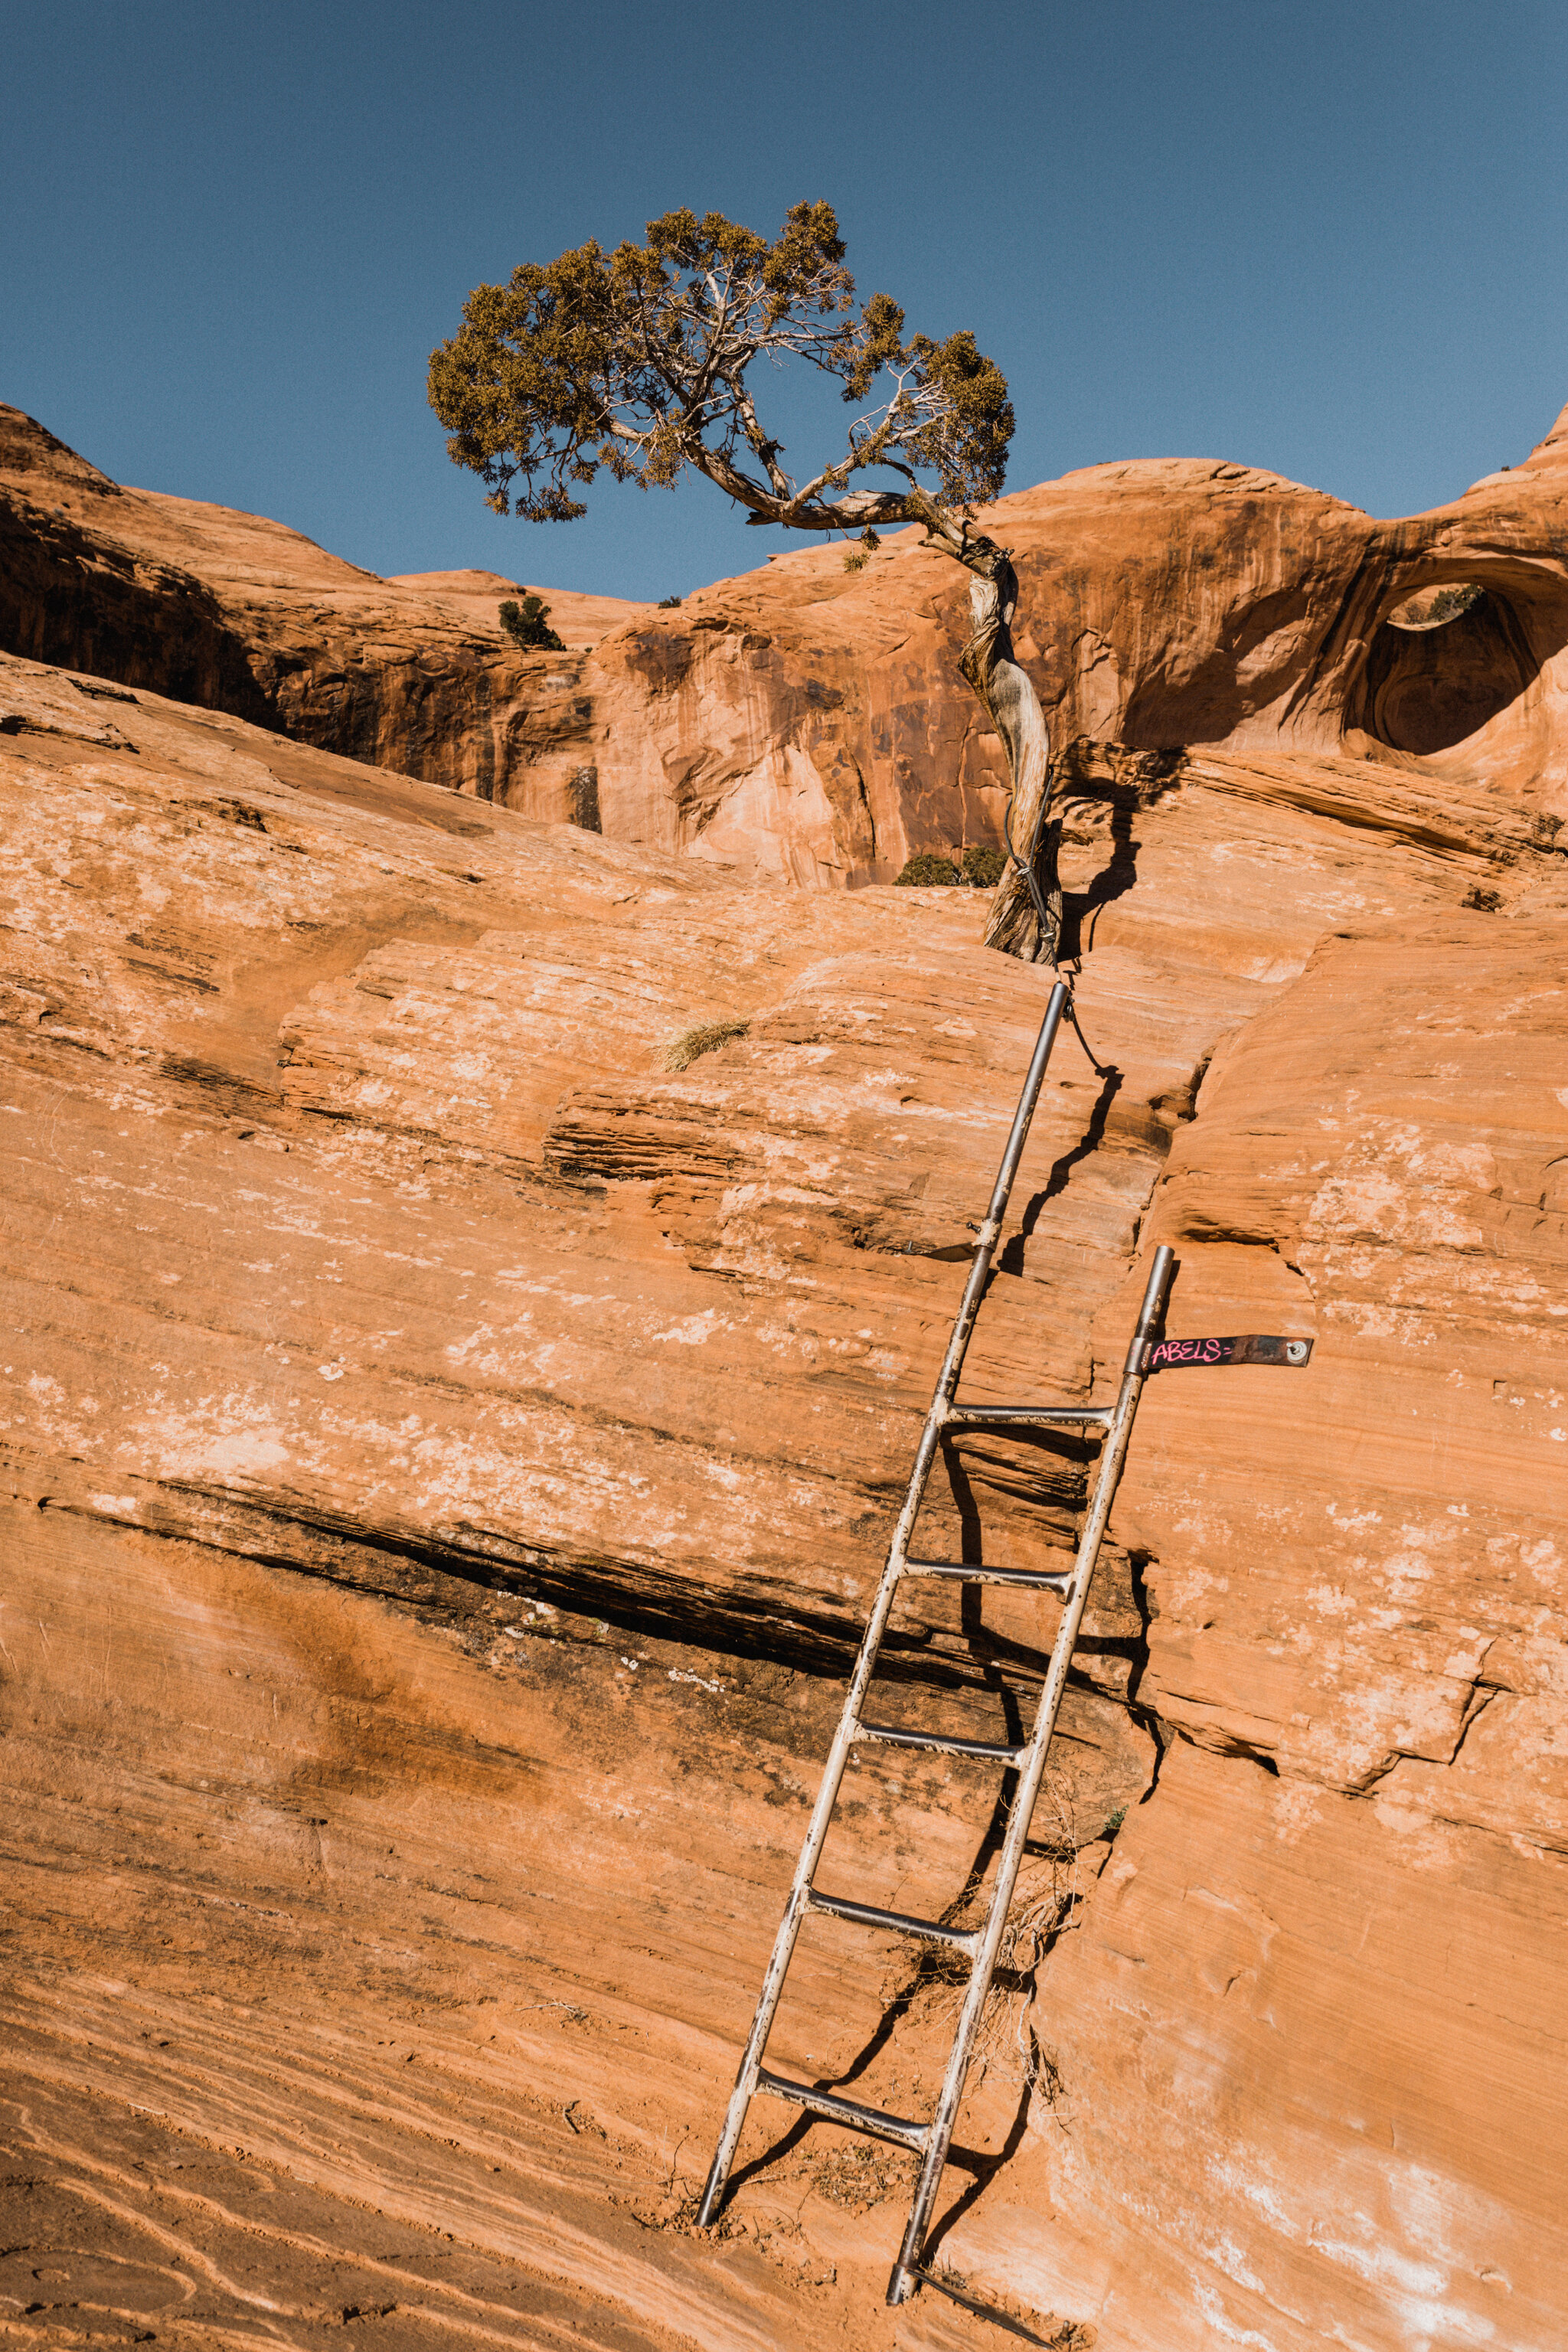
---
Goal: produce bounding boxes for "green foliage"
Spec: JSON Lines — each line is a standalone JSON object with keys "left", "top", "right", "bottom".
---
{"left": 428, "top": 203, "right": 1011, "bottom": 531}
{"left": 843, "top": 521, "right": 882, "bottom": 572}
{"left": 498, "top": 593, "right": 564, "bottom": 651}
{"left": 894, "top": 845, "right": 1008, "bottom": 888}
{"left": 656, "top": 593, "right": 682, "bottom": 609}
{"left": 1427, "top": 582, "right": 1484, "bottom": 623}
{"left": 961, "top": 842, "right": 1007, "bottom": 888}
{"left": 895, "top": 851, "right": 963, "bottom": 887}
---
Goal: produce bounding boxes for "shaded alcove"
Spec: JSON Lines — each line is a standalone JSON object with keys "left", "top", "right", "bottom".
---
{"left": 1352, "top": 583, "right": 1540, "bottom": 756}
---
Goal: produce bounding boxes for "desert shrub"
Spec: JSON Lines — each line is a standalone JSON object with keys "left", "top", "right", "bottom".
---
{"left": 498, "top": 593, "right": 565, "bottom": 650}
{"left": 663, "top": 1017, "right": 750, "bottom": 1071}
{"left": 842, "top": 525, "right": 881, "bottom": 574}
{"left": 1427, "top": 582, "right": 1484, "bottom": 623}
{"left": 961, "top": 842, "right": 1007, "bottom": 887}
{"left": 895, "top": 851, "right": 962, "bottom": 887}
{"left": 657, "top": 593, "right": 682, "bottom": 609}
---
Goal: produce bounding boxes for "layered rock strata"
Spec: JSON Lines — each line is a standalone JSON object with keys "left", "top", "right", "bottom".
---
{"left": 3, "top": 620, "right": 1565, "bottom": 2347}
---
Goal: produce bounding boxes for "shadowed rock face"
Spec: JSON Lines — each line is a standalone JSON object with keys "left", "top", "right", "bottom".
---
{"left": 1355, "top": 585, "right": 1537, "bottom": 753}
{"left": 7, "top": 397, "right": 1568, "bottom": 883}
{"left": 3, "top": 410, "right": 1568, "bottom": 2349}
{"left": 0, "top": 403, "right": 652, "bottom": 815}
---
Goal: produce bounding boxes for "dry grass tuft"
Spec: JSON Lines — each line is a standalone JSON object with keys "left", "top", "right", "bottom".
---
{"left": 812, "top": 2140, "right": 917, "bottom": 2213}
{"left": 883, "top": 1772, "right": 1084, "bottom": 2110}
{"left": 662, "top": 1018, "right": 750, "bottom": 1072}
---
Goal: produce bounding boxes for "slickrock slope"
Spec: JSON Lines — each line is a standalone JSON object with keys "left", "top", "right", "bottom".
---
{"left": 1001, "top": 922, "right": 1568, "bottom": 2345}
{"left": 4, "top": 609, "right": 1566, "bottom": 2351}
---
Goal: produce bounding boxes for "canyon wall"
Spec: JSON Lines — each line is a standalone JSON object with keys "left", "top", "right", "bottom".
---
{"left": 0, "top": 402, "right": 650, "bottom": 812}
{"left": 3, "top": 563, "right": 1566, "bottom": 2350}
{"left": 7, "top": 398, "right": 1568, "bottom": 890}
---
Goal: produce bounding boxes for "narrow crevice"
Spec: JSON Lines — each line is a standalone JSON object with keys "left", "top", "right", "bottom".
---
{"left": 1447, "top": 1679, "right": 1502, "bottom": 1766}
{"left": 38, "top": 1484, "right": 1075, "bottom": 1695}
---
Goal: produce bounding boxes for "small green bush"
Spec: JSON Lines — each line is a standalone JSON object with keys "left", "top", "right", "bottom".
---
{"left": 657, "top": 593, "right": 682, "bottom": 609}
{"left": 499, "top": 593, "right": 565, "bottom": 651}
{"left": 961, "top": 842, "right": 1007, "bottom": 887}
{"left": 895, "top": 851, "right": 963, "bottom": 887}
{"left": 895, "top": 845, "right": 1008, "bottom": 889}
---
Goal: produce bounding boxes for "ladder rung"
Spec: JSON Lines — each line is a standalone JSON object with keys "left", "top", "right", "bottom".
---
{"left": 903, "top": 1558, "right": 1073, "bottom": 1595}
{"left": 755, "top": 2069, "right": 929, "bottom": 2152}
{"left": 854, "top": 1720, "right": 1026, "bottom": 1766}
{"left": 944, "top": 1405, "right": 1111, "bottom": 1428}
{"left": 807, "top": 1888, "right": 980, "bottom": 1954}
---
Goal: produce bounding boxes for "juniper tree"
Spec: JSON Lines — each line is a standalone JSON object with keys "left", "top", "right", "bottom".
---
{"left": 498, "top": 593, "right": 565, "bottom": 651}
{"left": 429, "top": 204, "right": 1057, "bottom": 961}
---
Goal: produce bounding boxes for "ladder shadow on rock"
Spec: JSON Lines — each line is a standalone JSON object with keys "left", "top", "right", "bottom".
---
{"left": 1056, "top": 776, "right": 1145, "bottom": 968}
{"left": 718, "top": 1537, "right": 1086, "bottom": 2256}
{"left": 998, "top": 1063, "right": 1124, "bottom": 1279}
{"left": 696, "top": 893, "right": 1316, "bottom": 2310}
{"left": 939, "top": 1407, "right": 1144, "bottom": 1743}
{"left": 717, "top": 1434, "right": 1088, "bottom": 2237}
{"left": 718, "top": 1971, "right": 1043, "bottom": 2246}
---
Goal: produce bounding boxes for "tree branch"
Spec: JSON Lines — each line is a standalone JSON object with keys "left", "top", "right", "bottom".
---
{"left": 430, "top": 203, "right": 1049, "bottom": 959}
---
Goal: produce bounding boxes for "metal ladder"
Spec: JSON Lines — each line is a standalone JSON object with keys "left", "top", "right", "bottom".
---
{"left": 696, "top": 977, "right": 1176, "bottom": 2305}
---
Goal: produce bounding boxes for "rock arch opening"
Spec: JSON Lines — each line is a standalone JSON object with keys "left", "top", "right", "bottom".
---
{"left": 1354, "top": 581, "right": 1538, "bottom": 756}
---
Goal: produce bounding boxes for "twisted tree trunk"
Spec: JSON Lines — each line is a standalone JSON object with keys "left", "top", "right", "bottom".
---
{"left": 955, "top": 551, "right": 1059, "bottom": 965}
{"left": 738, "top": 482, "right": 1060, "bottom": 962}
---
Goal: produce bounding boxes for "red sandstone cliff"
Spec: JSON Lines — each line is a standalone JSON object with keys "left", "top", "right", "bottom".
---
{"left": 0, "top": 403, "right": 652, "bottom": 812}
{"left": 2, "top": 406, "right": 1566, "bottom": 2349}
{"left": 6, "top": 397, "right": 1568, "bottom": 883}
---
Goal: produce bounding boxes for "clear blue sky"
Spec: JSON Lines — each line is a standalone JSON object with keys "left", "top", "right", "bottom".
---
{"left": 4, "top": 0, "right": 1566, "bottom": 602}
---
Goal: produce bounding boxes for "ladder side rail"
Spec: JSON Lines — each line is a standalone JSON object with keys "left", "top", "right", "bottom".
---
{"left": 696, "top": 981, "right": 1072, "bottom": 2228}
{"left": 886, "top": 1244, "right": 1176, "bottom": 2305}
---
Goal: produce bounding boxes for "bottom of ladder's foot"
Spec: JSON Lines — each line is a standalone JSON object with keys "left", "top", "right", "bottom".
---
{"left": 694, "top": 2175, "right": 725, "bottom": 2230}
{"left": 886, "top": 2261, "right": 920, "bottom": 2306}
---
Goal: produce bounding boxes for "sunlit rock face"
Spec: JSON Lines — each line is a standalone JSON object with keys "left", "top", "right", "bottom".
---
{"left": 6, "top": 397, "right": 1568, "bottom": 883}
{"left": 2, "top": 401, "right": 1567, "bottom": 2349}
{"left": 573, "top": 416, "right": 1568, "bottom": 882}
